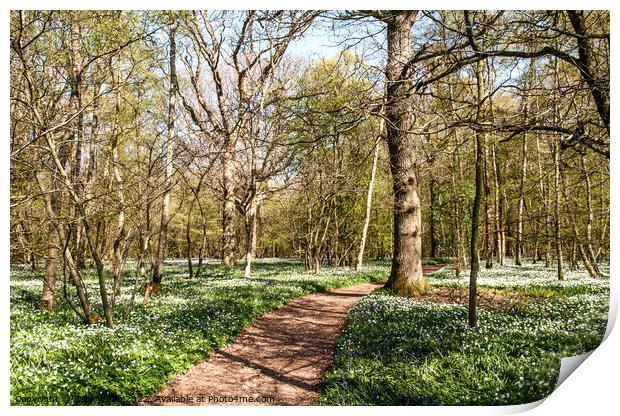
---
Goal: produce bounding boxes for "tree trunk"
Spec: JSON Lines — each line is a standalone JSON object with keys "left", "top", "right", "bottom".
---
{"left": 535, "top": 136, "right": 551, "bottom": 268}
{"left": 243, "top": 192, "right": 258, "bottom": 277}
{"left": 126, "top": 229, "right": 149, "bottom": 320}
{"left": 516, "top": 131, "right": 528, "bottom": 266}
{"left": 41, "top": 186, "right": 60, "bottom": 310}
{"left": 38, "top": 170, "right": 95, "bottom": 323}
{"left": 221, "top": 143, "right": 237, "bottom": 267}
{"left": 355, "top": 134, "right": 381, "bottom": 271}
{"left": 429, "top": 174, "right": 440, "bottom": 260}
{"left": 560, "top": 161, "right": 600, "bottom": 278}
{"left": 186, "top": 197, "right": 195, "bottom": 279}
{"left": 31, "top": 252, "right": 38, "bottom": 273}
{"left": 469, "top": 137, "right": 483, "bottom": 328}
{"left": 195, "top": 194, "right": 208, "bottom": 278}
{"left": 40, "top": 126, "right": 70, "bottom": 310}
{"left": 447, "top": 83, "right": 466, "bottom": 276}
{"left": 110, "top": 57, "right": 126, "bottom": 298}
{"left": 545, "top": 170, "right": 552, "bottom": 268}
{"left": 483, "top": 132, "right": 493, "bottom": 268}
{"left": 553, "top": 137, "right": 565, "bottom": 280}
{"left": 152, "top": 20, "right": 178, "bottom": 289}
{"left": 566, "top": 11, "right": 609, "bottom": 134}
{"left": 383, "top": 11, "right": 427, "bottom": 296}
{"left": 69, "top": 11, "right": 86, "bottom": 269}
{"left": 581, "top": 155, "right": 601, "bottom": 275}
{"left": 468, "top": 55, "right": 486, "bottom": 327}
{"left": 570, "top": 241, "right": 578, "bottom": 271}
{"left": 450, "top": 161, "right": 464, "bottom": 277}
{"left": 500, "top": 188, "right": 508, "bottom": 264}
{"left": 491, "top": 140, "right": 505, "bottom": 266}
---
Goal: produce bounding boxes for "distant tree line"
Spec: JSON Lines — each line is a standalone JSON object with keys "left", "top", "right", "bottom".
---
{"left": 10, "top": 10, "right": 609, "bottom": 327}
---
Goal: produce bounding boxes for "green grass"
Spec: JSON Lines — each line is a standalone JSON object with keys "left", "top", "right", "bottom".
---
{"left": 318, "top": 261, "right": 609, "bottom": 405}
{"left": 11, "top": 259, "right": 609, "bottom": 406}
{"left": 10, "top": 259, "right": 386, "bottom": 405}
{"left": 422, "top": 257, "right": 451, "bottom": 265}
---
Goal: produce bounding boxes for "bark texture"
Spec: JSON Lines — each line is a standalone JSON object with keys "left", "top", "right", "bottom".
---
{"left": 152, "top": 20, "right": 178, "bottom": 287}
{"left": 383, "top": 11, "right": 427, "bottom": 296}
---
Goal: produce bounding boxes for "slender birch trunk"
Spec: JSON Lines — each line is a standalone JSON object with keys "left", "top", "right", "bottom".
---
{"left": 355, "top": 133, "right": 382, "bottom": 271}
{"left": 243, "top": 193, "right": 258, "bottom": 277}
{"left": 516, "top": 131, "right": 528, "bottom": 266}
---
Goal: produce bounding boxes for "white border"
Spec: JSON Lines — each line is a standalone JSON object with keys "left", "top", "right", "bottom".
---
{"left": 3, "top": 1, "right": 618, "bottom": 415}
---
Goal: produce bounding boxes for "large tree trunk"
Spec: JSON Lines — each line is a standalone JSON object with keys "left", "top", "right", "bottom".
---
{"left": 383, "top": 11, "right": 427, "bottom": 296}
{"left": 243, "top": 155, "right": 259, "bottom": 277}
{"left": 152, "top": 20, "right": 178, "bottom": 289}
{"left": 355, "top": 135, "right": 381, "bottom": 271}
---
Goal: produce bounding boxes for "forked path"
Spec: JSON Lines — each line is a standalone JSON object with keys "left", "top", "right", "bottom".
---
{"left": 145, "top": 265, "right": 445, "bottom": 406}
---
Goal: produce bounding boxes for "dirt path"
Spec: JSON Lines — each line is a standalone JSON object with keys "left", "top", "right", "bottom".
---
{"left": 144, "top": 265, "right": 445, "bottom": 406}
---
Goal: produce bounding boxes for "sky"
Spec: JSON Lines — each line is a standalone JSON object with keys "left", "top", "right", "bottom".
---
{"left": 287, "top": 14, "right": 386, "bottom": 66}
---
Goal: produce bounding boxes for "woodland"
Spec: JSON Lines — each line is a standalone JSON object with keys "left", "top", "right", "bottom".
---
{"left": 9, "top": 10, "right": 610, "bottom": 406}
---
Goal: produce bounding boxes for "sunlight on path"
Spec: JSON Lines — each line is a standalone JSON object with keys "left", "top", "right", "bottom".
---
{"left": 143, "top": 265, "right": 444, "bottom": 406}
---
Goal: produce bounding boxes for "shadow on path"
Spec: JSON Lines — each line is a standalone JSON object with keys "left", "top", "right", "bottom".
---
{"left": 143, "top": 265, "right": 445, "bottom": 406}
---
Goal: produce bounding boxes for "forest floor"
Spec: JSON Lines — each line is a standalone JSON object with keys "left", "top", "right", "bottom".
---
{"left": 144, "top": 264, "right": 444, "bottom": 406}
{"left": 9, "top": 259, "right": 394, "bottom": 405}
{"left": 10, "top": 260, "right": 608, "bottom": 406}
{"left": 319, "top": 261, "right": 610, "bottom": 405}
